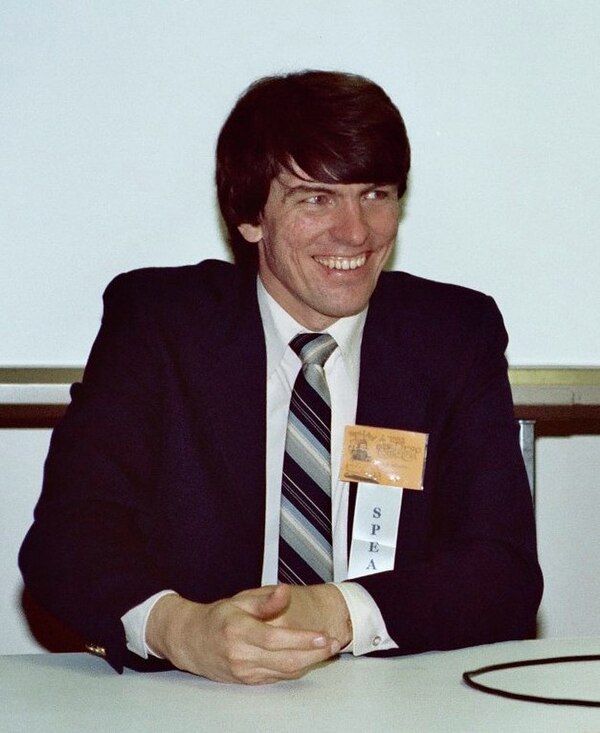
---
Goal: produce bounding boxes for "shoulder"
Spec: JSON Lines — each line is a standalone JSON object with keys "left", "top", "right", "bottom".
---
{"left": 375, "top": 270, "right": 493, "bottom": 307}
{"left": 103, "top": 260, "right": 254, "bottom": 317}
{"left": 372, "top": 270, "right": 501, "bottom": 325}
{"left": 368, "top": 271, "right": 507, "bottom": 358}
{"left": 106, "top": 259, "right": 244, "bottom": 301}
{"left": 98, "top": 260, "right": 259, "bottom": 344}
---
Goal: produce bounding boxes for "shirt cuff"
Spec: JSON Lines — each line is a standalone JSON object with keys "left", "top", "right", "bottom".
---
{"left": 333, "top": 581, "right": 398, "bottom": 656}
{"left": 121, "top": 590, "right": 178, "bottom": 659}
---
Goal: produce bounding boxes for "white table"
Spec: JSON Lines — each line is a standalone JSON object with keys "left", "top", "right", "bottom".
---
{"left": 2, "top": 638, "right": 599, "bottom": 733}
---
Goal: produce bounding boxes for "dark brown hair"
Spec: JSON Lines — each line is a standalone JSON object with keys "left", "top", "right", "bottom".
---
{"left": 216, "top": 70, "right": 411, "bottom": 267}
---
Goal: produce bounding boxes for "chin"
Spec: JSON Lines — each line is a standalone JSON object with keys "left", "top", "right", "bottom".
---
{"left": 323, "top": 300, "right": 368, "bottom": 320}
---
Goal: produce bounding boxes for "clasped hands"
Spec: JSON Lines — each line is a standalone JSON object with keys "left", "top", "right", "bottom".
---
{"left": 146, "top": 583, "right": 352, "bottom": 684}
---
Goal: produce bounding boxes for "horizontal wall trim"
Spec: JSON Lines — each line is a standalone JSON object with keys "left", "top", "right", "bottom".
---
{"left": 1, "top": 366, "right": 599, "bottom": 386}
{"left": 508, "top": 368, "right": 600, "bottom": 386}
{"left": 0, "top": 368, "right": 83, "bottom": 384}
{"left": 1, "top": 367, "right": 599, "bottom": 435}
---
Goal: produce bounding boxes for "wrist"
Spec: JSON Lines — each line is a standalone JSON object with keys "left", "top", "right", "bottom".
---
{"left": 328, "top": 584, "right": 353, "bottom": 647}
{"left": 307, "top": 584, "right": 352, "bottom": 647}
{"left": 146, "top": 592, "right": 189, "bottom": 660}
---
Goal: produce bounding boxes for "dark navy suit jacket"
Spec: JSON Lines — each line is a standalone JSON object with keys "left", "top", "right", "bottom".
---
{"left": 19, "top": 260, "right": 542, "bottom": 672}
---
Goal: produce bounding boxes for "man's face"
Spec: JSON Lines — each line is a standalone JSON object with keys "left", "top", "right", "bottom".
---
{"left": 238, "top": 166, "right": 400, "bottom": 331}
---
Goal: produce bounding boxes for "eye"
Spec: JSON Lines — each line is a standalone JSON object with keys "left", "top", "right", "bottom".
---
{"left": 305, "top": 193, "right": 331, "bottom": 206}
{"left": 364, "top": 188, "right": 394, "bottom": 201}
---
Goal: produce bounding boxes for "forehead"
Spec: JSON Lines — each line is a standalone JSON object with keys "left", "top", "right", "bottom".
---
{"left": 272, "top": 166, "right": 388, "bottom": 196}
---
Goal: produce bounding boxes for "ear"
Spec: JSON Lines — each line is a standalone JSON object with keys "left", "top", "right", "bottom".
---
{"left": 237, "top": 222, "right": 263, "bottom": 243}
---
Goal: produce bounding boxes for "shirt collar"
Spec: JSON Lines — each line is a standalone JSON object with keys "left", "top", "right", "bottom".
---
{"left": 257, "top": 276, "right": 367, "bottom": 385}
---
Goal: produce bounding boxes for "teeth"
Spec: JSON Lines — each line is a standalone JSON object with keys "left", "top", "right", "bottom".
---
{"left": 315, "top": 254, "right": 367, "bottom": 270}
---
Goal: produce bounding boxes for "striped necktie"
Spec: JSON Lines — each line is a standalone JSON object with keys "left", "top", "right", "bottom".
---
{"left": 278, "top": 332, "right": 338, "bottom": 585}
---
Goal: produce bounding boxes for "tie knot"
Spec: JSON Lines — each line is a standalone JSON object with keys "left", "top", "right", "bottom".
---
{"left": 290, "top": 333, "right": 337, "bottom": 367}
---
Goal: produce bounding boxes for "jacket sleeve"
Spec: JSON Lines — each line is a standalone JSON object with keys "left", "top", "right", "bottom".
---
{"left": 19, "top": 273, "right": 174, "bottom": 672}
{"left": 354, "top": 296, "right": 543, "bottom": 655}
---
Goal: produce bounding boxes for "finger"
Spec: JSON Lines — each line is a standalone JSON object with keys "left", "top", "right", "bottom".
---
{"left": 252, "top": 583, "right": 291, "bottom": 620}
{"left": 233, "top": 659, "right": 320, "bottom": 684}
{"left": 234, "top": 584, "right": 291, "bottom": 621}
{"left": 238, "top": 642, "right": 340, "bottom": 683}
{"left": 223, "top": 637, "right": 339, "bottom": 684}
{"left": 244, "top": 614, "right": 340, "bottom": 655}
{"left": 179, "top": 600, "right": 339, "bottom": 684}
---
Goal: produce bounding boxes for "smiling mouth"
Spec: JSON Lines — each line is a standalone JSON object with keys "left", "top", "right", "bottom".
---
{"left": 314, "top": 254, "right": 367, "bottom": 271}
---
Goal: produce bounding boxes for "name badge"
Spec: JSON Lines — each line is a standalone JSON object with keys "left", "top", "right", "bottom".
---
{"left": 340, "top": 426, "right": 428, "bottom": 580}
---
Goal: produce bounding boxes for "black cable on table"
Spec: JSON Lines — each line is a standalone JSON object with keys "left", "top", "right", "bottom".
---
{"left": 463, "top": 654, "right": 600, "bottom": 707}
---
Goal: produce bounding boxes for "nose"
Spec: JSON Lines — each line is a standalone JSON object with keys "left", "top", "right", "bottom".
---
{"left": 330, "top": 199, "right": 369, "bottom": 246}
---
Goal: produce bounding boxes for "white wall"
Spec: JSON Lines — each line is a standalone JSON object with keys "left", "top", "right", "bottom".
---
{"left": 536, "top": 436, "right": 600, "bottom": 638}
{"left": 1, "top": 1, "right": 599, "bottom": 653}
{"left": 1, "top": 0, "right": 599, "bottom": 365}
{"left": 1, "top": 430, "right": 51, "bottom": 654}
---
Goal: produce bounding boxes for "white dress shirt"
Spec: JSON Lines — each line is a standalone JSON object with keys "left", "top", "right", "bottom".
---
{"left": 257, "top": 280, "right": 397, "bottom": 655}
{"left": 122, "top": 278, "right": 397, "bottom": 658}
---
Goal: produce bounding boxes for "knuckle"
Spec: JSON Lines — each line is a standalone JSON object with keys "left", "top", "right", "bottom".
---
{"left": 278, "top": 653, "right": 302, "bottom": 676}
{"left": 230, "top": 663, "right": 262, "bottom": 685}
{"left": 228, "top": 659, "right": 247, "bottom": 680}
{"left": 262, "top": 625, "right": 280, "bottom": 648}
{"left": 221, "top": 620, "right": 241, "bottom": 645}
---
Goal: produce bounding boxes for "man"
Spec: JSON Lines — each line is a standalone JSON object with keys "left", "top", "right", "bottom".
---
{"left": 19, "top": 70, "right": 542, "bottom": 685}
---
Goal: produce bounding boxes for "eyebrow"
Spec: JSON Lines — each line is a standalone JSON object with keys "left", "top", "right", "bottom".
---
{"left": 279, "top": 182, "right": 339, "bottom": 200}
{"left": 278, "top": 181, "right": 396, "bottom": 200}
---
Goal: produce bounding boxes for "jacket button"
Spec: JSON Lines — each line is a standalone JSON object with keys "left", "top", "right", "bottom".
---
{"left": 85, "top": 643, "right": 107, "bottom": 657}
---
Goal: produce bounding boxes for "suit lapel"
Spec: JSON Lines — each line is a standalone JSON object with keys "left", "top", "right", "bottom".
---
{"left": 349, "top": 275, "right": 431, "bottom": 548}
{"left": 356, "top": 280, "right": 430, "bottom": 432}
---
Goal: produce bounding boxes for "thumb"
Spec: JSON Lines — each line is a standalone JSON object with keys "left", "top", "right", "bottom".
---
{"left": 249, "top": 584, "right": 291, "bottom": 621}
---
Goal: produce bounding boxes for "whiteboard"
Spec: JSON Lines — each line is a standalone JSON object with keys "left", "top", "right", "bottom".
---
{"left": 2, "top": 0, "right": 598, "bottom": 366}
